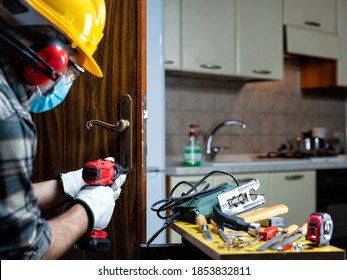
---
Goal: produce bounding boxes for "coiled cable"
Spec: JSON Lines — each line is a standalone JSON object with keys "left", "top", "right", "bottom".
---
{"left": 146, "top": 170, "right": 240, "bottom": 245}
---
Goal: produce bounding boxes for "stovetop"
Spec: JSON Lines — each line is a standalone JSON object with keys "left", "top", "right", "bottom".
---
{"left": 258, "top": 150, "right": 338, "bottom": 159}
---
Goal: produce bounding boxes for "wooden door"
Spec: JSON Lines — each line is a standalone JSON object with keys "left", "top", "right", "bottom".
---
{"left": 31, "top": 0, "right": 146, "bottom": 259}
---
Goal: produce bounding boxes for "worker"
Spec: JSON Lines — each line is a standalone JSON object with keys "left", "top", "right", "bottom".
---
{"left": 0, "top": 0, "right": 125, "bottom": 259}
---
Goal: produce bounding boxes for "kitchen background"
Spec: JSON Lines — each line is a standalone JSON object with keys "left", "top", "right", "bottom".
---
{"left": 146, "top": 0, "right": 347, "bottom": 247}
{"left": 165, "top": 58, "right": 346, "bottom": 158}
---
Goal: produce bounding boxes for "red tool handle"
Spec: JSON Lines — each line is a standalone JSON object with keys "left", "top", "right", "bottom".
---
{"left": 259, "top": 226, "right": 278, "bottom": 241}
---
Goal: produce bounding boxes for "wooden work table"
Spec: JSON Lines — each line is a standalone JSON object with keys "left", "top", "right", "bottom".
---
{"left": 171, "top": 221, "right": 346, "bottom": 260}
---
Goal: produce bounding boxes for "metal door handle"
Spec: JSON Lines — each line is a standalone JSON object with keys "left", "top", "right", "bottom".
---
{"left": 85, "top": 94, "right": 133, "bottom": 170}
{"left": 85, "top": 119, "right": 129, "bottom": 132}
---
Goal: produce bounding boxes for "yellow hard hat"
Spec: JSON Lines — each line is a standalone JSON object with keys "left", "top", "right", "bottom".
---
{"left": 24, "top": 0, "right": 106, "bottom": 77}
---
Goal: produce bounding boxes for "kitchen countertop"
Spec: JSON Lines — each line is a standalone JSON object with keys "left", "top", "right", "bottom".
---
{"left": 166, "top": 154, "right": 347, "bottom": 176}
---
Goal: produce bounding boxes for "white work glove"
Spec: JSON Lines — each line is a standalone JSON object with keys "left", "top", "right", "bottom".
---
{"left": 72, "top": 186, "right": 115, "bottom": 230}
{"left": 111, "top": 174, "right": 126, "bottom": 200}
{"left": 103, "top": 157, "right": 127, "bottom": 200}
{"left": 58, "top": 168, "right": 85, "bottom": 199}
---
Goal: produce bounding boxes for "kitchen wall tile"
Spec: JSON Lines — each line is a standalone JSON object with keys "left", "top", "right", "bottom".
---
{"left": 166, "top": 134, "right": 182, "bottom": 158}
{"left": 181, "top": 90, "right": 199, "bottom": 111}
{"left": 198, "top": 92, "right": 215, "bottom": 112}
{"left": 166, "top": 110, "right": 182, "bottom": 134}
{"left": 165, "top": 61, "right": 346, "bottom": 157}
{"left": 166, "top": 88, "right": 181, "bottom": 110}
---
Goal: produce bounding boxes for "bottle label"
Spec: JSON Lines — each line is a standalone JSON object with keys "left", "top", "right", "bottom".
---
{"left": 183, "top": 149, "right": 202, "bottom": 166}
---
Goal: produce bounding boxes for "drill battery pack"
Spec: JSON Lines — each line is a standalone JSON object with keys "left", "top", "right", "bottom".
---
{"left": 76, "top": 229, "right": 111, "bottom": 252}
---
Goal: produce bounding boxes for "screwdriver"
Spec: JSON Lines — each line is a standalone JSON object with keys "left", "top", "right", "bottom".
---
{"left": 239, "top": 226, "right": 278, "bottom": 247}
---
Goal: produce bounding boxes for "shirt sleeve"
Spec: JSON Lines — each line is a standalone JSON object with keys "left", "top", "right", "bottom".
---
{"left": 0, "top": 94, "right": 51, "bottom": 259}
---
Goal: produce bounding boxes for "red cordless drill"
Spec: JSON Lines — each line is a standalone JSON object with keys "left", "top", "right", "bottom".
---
{"left": 76, "top": 158, "right": 125, "bottom": 251}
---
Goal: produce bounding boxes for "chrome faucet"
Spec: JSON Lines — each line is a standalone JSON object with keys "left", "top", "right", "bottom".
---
{"left": 205, "top": 119, "right": 246, "bottom": 161}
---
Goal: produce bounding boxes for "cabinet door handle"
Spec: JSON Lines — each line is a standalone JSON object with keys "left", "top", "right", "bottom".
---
{"left": 252, "top": 69, "right": 272, "bottom": 75}
{"left": 285, "top": 174, "right": 304, "bottom": 181}
{"left": 200, "top": 63, "right": 222, "bottom": 70}
{"left": 304, "top": 21, "right": 321, "bottom": 28}
{"left": 165, "top": 59, "right": 175, "bottom": 65}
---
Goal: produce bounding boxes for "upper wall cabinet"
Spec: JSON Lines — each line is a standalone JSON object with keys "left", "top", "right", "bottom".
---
{"left": 294, "top": 0, "right": 347, "bottom": 90}
{"left": 284, "top": 0, "right": 340, "bottom": 59}
{"left": 237, "top": 0, "right": 283, "bottom": 80}
{"left": 337, "top": 0, "right": 347, "bottom": 87}
{"left": 284, "top": 0, "right": 337, "bottom": 33}
{"left": 164, "top": 0, "right": 181, "bottom": 70}
{"left": 181, "top": 0, "right": 237, "bottom": 76}
{"left": 164, "top": 0, "right": 283, "bottom": 80}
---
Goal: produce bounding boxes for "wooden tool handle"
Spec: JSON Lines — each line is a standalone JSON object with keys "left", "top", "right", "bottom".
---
{"left": 299, "top": 223, "right": 308, "bottom": 235}
{"left": 210, "top": 219, "right": 218, "bottom": 231}
{"left": 195, "top": 214, "right": 208, "bottom": 230}
{"left": 284, "top": 224, "right": 299, "bottom": 236}
{"left": 236, "top": 204, "right": 288, "bottom": 223}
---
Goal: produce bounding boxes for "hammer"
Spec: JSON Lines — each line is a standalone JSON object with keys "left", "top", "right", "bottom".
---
{"left": 212, "top": 205, "right": 260, "bottom": 237}
{"left": 211, "top": 203, "right": 289, "bottom": 237}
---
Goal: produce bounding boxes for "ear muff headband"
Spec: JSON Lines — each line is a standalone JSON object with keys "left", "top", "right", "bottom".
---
{"left": 23, "top": 40, "right": 69, "bottom": 85}
{"left": 0, "top": 23, "right": 67, "bottom": 85}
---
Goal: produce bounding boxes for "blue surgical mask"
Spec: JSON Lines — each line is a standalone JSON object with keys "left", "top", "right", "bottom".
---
{"left": 28, "top": 73, "right": 74, "bottom": 113}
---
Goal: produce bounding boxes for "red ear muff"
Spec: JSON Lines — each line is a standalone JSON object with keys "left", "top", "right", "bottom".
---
{"left": 23, "top": 44, "right": 69, "bottom": 86}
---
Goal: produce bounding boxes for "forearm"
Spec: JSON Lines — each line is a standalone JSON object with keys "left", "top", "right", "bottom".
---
{"left": 42, "top": 204, "right": 89, "bottom": 259}
{"left": 33, "top": 179, "right": 70, "bottom": 210}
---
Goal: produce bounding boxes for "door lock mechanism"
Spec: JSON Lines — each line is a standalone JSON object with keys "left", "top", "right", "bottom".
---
{"left": 85, "top": 94, "right": 132, "bottom": 170}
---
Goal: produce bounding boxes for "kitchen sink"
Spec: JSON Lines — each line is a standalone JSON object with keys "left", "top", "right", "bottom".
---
{"left": 208, "top": 153, "right": 282, "bottom": 166}
{"left": 213, "top": 154, "right": 259, "bottom": 162}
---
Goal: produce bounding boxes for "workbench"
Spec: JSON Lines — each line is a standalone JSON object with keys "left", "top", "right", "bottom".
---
{"left": 169, "top": 221, "right": 346, "bottom": 260}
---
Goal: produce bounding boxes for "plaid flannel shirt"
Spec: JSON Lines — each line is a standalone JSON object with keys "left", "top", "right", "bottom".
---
{"left": 0, "top": 50, "right": 51, "bottom": 259}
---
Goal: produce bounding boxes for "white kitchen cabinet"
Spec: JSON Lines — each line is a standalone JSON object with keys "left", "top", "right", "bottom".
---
{"left": 236, "top": 0, "right": 283, "bottom": 80}
{"left": 167, "top": 174, "right": 215, "bottom": 197}
{"left": 267, "top": 170, "right": 316, "bottom": 227}
{"left": 164, "top": 0, "right": 181, "bottom": 70}
{"left": 337, "top": 0, "right": 347, "bottom": 87}
{"left": 164, "top": 0, "right": 283, "bottom": 80}
{"left": 181, "top": 0, "right": 237, "bottom": 76}
{"left": 299, "top": 0, "right": 347, "bottom": 89}
{"left": 284, "top": 0, "right": 337, "bottom": 33}
{"left": 284, "top": 0, "right": 340, "bottom": 59}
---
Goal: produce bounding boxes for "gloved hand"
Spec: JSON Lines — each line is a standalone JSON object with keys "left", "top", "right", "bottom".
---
{"left": 58, "top": 168, "right": 85, "bottom": 199}
{"left": 58, "top": 156, "right": 127, "bottom": 200}
{"left": 111, "top": 174, "right": 126, "bottom": 200}
{"left": 103, "top": 157, "right": 127, "bottom": 200}
{"left": 72, "top": 186, "right": 115, "bottom": 230}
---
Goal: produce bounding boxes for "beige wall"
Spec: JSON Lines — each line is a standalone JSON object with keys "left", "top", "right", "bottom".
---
{"left": 165, "top": 57, "right": 346, "bottom": 157}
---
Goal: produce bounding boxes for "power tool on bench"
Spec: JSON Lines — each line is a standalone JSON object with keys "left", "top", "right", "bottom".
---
{"left": 76, "top": 158, "right": 126, "bottom": 251}
{"left": 147, "top": 171, "right": 266, "bottom": 244}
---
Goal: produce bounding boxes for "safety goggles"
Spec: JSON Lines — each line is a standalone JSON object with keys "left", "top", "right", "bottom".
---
{"left": 25, "top": 55, "right": 85, "bottom": 96}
